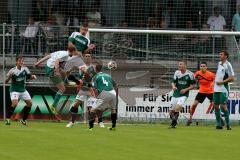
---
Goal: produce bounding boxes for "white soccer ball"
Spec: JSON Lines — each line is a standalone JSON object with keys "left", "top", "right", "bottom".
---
{"left": 107, "top": 60, "right": 117, "bottom": 70}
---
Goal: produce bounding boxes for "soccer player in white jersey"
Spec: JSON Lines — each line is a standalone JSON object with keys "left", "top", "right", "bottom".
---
{"left": 66, "top": 53, "right": 98, "bottom": 128}
{"left": 5, "top": 56, "right": 37, "bottom": 125}
{"left": 34, "top": 48, "right": 77, "bottom": 115}
{"left": 213, "top": 50, "right": 235, "bottom": 130}
{"left": 169, "top": 60, "right": 195, "bottom": 128}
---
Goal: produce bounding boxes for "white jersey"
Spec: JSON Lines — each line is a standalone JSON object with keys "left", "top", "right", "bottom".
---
{"left": 46, "top": 51, "right": 69, "bottom": 68}
{"left": 214, "top": 61, "right": 234, "bottom": 93}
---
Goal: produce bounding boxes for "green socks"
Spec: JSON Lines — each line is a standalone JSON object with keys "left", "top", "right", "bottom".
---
{"left": 215, "top": 109, "right": 221, "bottom": 126}
{"left": 52, "top": 91, "right": 63, "bottom": 107}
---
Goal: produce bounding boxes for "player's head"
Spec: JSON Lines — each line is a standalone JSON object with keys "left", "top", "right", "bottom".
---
{"left": 200, "top": 62, "right": 207, "bottom": 72}
{"left": 95, "top": 64, "right": 103, "bottom": 73}
{"left": 67, "top": 46, "right": 76, "bottom": 56}
{"left": 178, "top": 59, "right": 187, "bottom": 71}
{"left": 80, "top": 23, "right": 88, "bottom": 36}
{"left": 16, "top": 56, "right": 24, "bottom": 67}
{"left": 219, "top": 50, "right": 229, "bottom": 61}
{"left": 84, "top": 53, "right": 92, "bottom": 64}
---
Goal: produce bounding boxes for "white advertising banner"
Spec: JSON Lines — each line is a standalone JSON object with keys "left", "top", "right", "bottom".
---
{"left": 118, "top": 89, "right": 240, "bottom": 120}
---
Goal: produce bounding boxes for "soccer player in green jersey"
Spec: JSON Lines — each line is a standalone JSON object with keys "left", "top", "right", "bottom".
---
{"left": 169, "top": 60, "right": 195, "bottom": 128}
{"left": 88, "top": 64, "right": 118, "bottom": 131}
{"left": 66, "top": 53, "right": 97, "bottom": 128}
{"left": 5, "top": 56, "right": 37, "bottom": 125}
{"left": 213, "top": 51, "right": 235, "bottom": 130}
{"left": 68, "top": 23, "right": 95, "bottom": 54}
{"left": 34, "top": 49, "right": 78, "bottom": 115}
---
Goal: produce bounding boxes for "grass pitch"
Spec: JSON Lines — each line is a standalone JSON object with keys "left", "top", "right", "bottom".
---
{"left": 0, "top": 122, "right": 239, "bottom": 160}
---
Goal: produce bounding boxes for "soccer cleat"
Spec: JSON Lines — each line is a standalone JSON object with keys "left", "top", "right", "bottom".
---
{"left": 67, "top": 81, "right": 76, "bottom": 86}
{"left": 88, "top": 128, "right": 93, "bottom": 131}
{"left": 99, "top": 122, "right": 105, "bottom": 128}
{"left": 49, "top": 105, "right": 57, "bottom": 115}
{"left": 108, "top": 127, "right": 116, "bottom": 131}
{"left": 186, "top": 120, "right": 192, "bottom": 126}
{"left": 168, "top": 124, "right": 176, "bottom": 129}
{"left": 226, "top": 125, "right": 232, "bottom": 130}
{"left": 216, "top": 126, "right": 223, "bottom": 129}
{"left": 5, "top": 119, "right": 11, "bottom": 125}
{"left": 66, "top": 122, "right": 75, "bottom": 128}
{"left": 20, "top": 120, "right": 27, "bottom": 126}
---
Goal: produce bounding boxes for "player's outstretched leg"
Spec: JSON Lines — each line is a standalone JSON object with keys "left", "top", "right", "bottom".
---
{"left": 214, "top": 107, "right": 223, "bottom": 129}
{"left": 66, "top": 106, "right": 78, "bottom": 128}
{"left": 222, "top": 106, "right": 231, "bottom": 130}
{"left": 169, "top": 110, "right": 178, "bottom": 128}
{"left": 20, "top": 105, "right": 31, "bottom": 126}
{"left": 5, "top": 106, "right": 15, "bottom": 125}
{"left": 88, "top": 111, "right": 96, "bottom": 130}
{"left": 108, "top": 113, "right": 117, "bottom": 131}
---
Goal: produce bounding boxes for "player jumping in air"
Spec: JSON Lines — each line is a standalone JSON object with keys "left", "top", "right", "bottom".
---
{"left": 169, "top": 60, "right": 195, "bottom": 128}
{"left": 5, "top": 56, "right": 37, "bottom": 125}
{"left": 213, "top": 50, "right": 235, "bottom": 130}
{"left": 68, "top": 23, "right": 95, "bottom": 54}
{"left": 186, "top": 62, "right": 215, "bottom": 126}
{"left": 34, "top": 49, "right": 78, "bottom": 115}
{"left": 66, "top": 53, "right": 97, "bottom": 128}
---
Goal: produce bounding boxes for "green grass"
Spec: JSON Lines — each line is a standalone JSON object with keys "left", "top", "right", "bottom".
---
{"left": 0, "top": 122, "right": 239, "bottom": 160}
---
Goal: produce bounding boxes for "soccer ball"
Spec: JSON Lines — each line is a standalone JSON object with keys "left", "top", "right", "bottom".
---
{"left": 107, "top": 60, "right": 117, "bottom": 70}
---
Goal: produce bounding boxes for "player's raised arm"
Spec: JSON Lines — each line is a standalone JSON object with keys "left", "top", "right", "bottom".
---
{"left": 34, "top": 54, "right": 51, "bottom": 67}
{"left": 83, "top": 44, "right": 96, "bottom": 54}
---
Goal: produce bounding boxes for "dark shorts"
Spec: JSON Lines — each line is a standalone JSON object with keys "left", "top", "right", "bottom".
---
{"left": 195, "top": 92, "right": 213, "bottom": 103}
{"left": 213, "top": 92, "right": 228, "bottom": 105}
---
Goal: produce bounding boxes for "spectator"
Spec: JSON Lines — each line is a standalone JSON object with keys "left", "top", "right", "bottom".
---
{"left": 207, "top": 6, "right": 226, "bottom": 53}
{"left": 22, "top": 17, "right": 39, "bottom": 38}
{"left": 21, "top": 16, "right": 39, "bottom": 54}
{"left": 148, "top": 17, "right": 158, "bottom": 28}
{"left": 197, "top": 24, "right": 212, "bottom": 54}
{"left": 159, "top": 19, "right": 167, "bottom": 29}
{"left": 199, "top": 24, "right": 211, "bottom": 43}
{"left": 207, "top": 6, "right": 226, "bottom": 32}
{"left": 232, "top": 4, "right": 240, "bottom": 31}
{"left": 32, "top": 0, "right": 48, "bottom": 22}
{"left": 232, "top": 4, "right": 240, "bottom": 42}
{"left": 85, "top": 3, "right": 102, "bottom": 28}
{"left": 118, "top": 20, "right": 128, "bottom": 28}
{"left": 162, "top": 1, "right": 177, "bottom": 28}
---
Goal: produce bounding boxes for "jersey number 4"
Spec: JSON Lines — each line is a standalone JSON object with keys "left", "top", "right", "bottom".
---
{"left": 102, "top": 77, "right": 109, "bottom": 86}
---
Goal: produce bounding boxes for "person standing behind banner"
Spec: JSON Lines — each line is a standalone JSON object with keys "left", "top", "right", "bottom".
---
{"left": 186, "top": 62, "right": 215, "bottom": 126}
{"left": 213, "top": 50, "right": 235, "bottom": 130}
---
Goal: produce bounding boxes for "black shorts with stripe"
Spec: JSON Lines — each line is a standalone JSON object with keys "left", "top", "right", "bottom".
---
{"left": 195, "top": 92, "right": 213, "bottom": 103}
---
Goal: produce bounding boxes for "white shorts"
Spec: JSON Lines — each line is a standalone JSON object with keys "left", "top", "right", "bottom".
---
{"left": 91, "top": 90, "right": 117, "bottom": 111}
{"left": 76, "top": 90, "right": 91, "bottom": 101}
{"left": 170, "top": 96, "right": 187, "bottom": 110}
{"left": 10, "top": 91, "right": 31, "bottom": 101}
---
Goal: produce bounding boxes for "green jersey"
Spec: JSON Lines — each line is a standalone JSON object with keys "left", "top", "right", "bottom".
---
{"left": 7, "top": 66, "right": 31, "bottom": 92}
{"left": 93, "top": 72, "right": 116, "bottom": 93}
{"left": 79, "top": 65, "right": 96, "bottom": 91}
{"left": 172, "top": 70, "right": 195, "bottom": 97}
{"left": 68, "top": 32, "right": 90, "bottom": 52}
